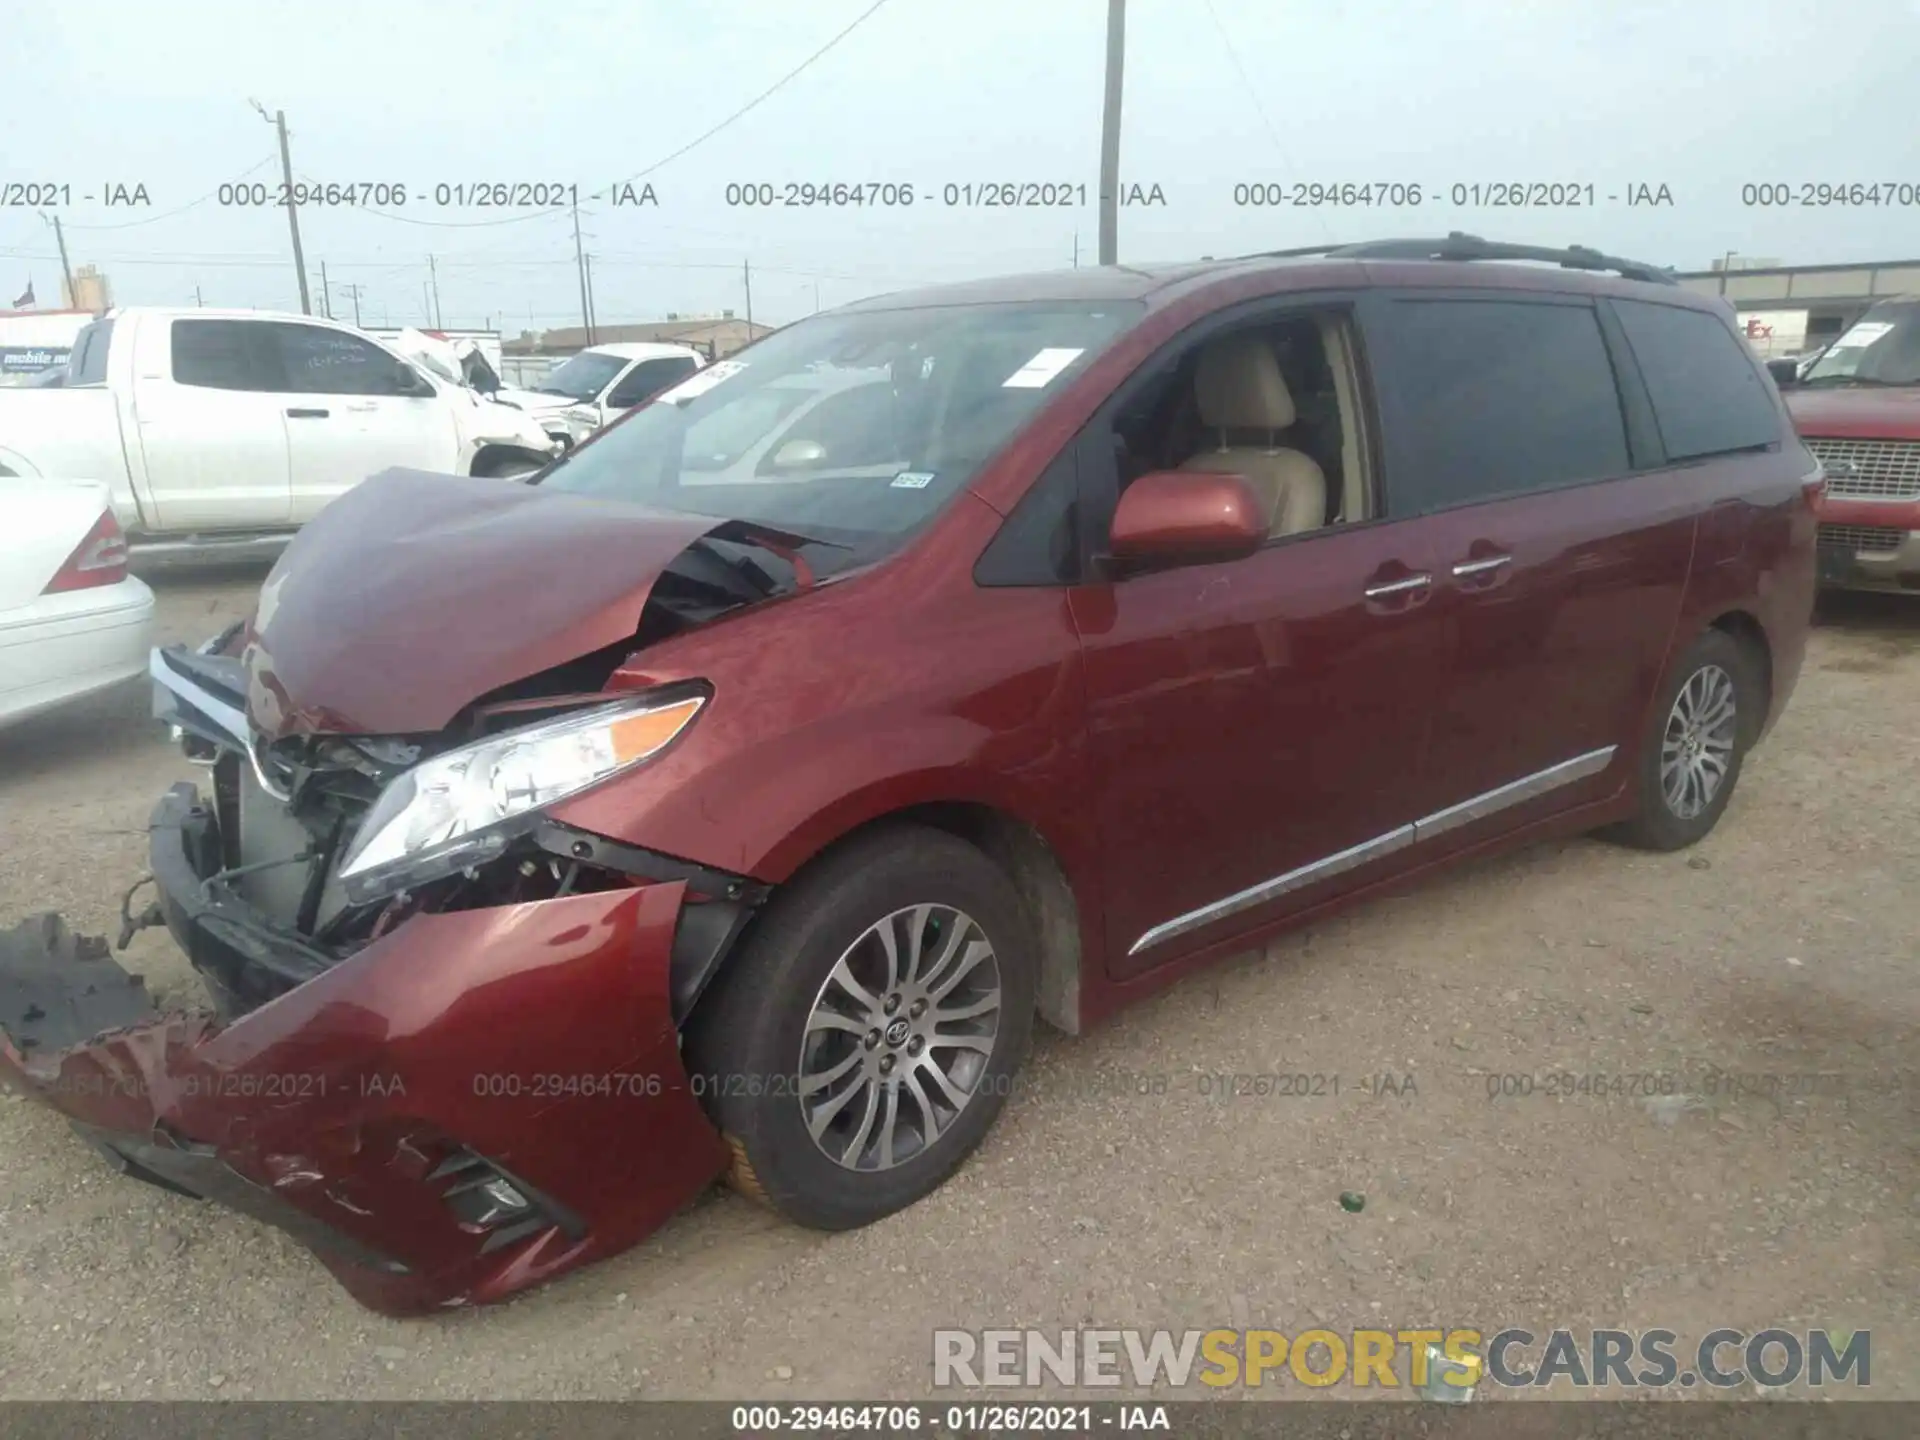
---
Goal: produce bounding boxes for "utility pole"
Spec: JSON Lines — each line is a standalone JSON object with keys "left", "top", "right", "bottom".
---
{"left": 194, "top": 285, "right": 204, "bottom": 308}
{"left": 1097, "top": 0, "right": 1126, "bottom": 265}
{"left": 39, "top": 211, "right": 76, "bottom": 307}
{"left": 339, "top": 283, "right": 363, "bottom": 326}
{"left": 743, "top": 258, "right": 754, "bottom": 330}
{"left": 318, "top": 260, "right": 332, "bottom": 318}
{"left": 584, "top": 253, "right": 598, "bottom": 337}
{"left": 422, "top": 280, "right": 433, "bottom": 324}
{"left": 427, "top": 254, "right": 443, "bottom": 329}
{"left": 1073, "top": 231, "right": 1080, "bottom": 268}
{"left": 252, "top": 102, "right": 311, "bottom": 313}
{"left": 570, "top": 193, "right": 593, "bottom": 344}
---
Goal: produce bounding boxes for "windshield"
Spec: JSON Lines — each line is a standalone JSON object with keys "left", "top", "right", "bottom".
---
{"left": 1801, "top": 300, "right": 1920, "bottom": 386}
{"left": 536, "top": 350, "right": 630, "bottom": 400}
{"left": 535, "top": 301, "right": 1140, "bottom": 574}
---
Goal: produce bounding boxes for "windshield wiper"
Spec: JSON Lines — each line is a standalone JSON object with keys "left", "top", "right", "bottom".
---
{"left": 673, "top": 522, "right": 854, "bottom": 602}
{"left": 677, "top": 536, "right": 783, "bottom": 601}
{"left": 1802, "top": 374, "right": 1895, "bottom": 388}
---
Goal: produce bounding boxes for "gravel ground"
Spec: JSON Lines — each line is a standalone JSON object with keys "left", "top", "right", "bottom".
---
{"left": 0, "top": 568, "right": 1915, "bottom": 1402}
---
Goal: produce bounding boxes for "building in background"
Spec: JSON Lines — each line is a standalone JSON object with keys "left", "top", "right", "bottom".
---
{"left": 1675, "top": 256, "right": 1920, "bottom": 358}
{"left": 505, "top": 312, "right": 775, "bottom": 366}
{"left": 64, "top": 265, "right": 112, "bottom": 312}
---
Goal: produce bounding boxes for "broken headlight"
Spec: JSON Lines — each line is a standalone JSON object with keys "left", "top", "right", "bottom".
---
{"left": 335, "top": 692, "right": 705, "bottom": 903}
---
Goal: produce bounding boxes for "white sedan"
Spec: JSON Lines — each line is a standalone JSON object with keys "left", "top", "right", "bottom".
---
{"left": 0, "top": 480, "right": 156, "bottom": 731}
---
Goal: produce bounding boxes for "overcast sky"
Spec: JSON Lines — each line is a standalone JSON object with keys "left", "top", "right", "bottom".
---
{"left": 5, "top": 0, "right": 1918, "bottom": 331}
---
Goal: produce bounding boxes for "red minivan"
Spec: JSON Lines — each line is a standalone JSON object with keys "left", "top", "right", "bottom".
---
{"left": 0, "top": 235, "right": 1819, "bottom": 1314}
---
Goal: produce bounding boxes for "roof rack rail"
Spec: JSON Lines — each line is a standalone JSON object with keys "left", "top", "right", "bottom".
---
{"left": 1247, "top": 231, "right": 1678, "bottom": 286}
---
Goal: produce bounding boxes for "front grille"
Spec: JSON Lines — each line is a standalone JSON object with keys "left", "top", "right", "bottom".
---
{"left": 1804, "top": 438, "right": 1920, "bottom": 500}
{"left": 1817, "top": 523, "right": 1908, "bottom": 555}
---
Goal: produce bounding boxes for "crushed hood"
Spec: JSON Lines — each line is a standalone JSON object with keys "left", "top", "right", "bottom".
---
{"left": 243, "top": 469, "right": 722, "bottom": 739}
{"left": 1786, "top": 385, "right": 1920, "bottom": 439}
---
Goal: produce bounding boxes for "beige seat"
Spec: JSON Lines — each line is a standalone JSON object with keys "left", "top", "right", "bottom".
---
{"left": 1177, "top": 334, "right": 1327, "bottom": 537}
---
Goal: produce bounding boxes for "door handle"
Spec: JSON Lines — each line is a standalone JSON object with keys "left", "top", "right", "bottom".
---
{"left": 1363, "top": 572, "right": 1432, "bottom": 599}
{"left": 1450, "top": 553, "right": 1513, "bottom": 578}
{"left": 285, "top": 407, "right": 330, "bottom": 419}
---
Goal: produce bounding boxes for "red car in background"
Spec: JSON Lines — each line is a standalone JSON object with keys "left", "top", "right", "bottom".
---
{"left": 0, "top": 235, "right": 1818, "bottom": 1315}
{"left": 1778, "top": 296, "right": 1920, "bottom": 593}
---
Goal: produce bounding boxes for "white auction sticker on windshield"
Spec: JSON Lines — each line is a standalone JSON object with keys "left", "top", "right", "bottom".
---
{"left": 1001, "top": 347, "right": 1086, "bottom": 389}
{"left": 659, "top": 360, "right": 747, "bottom": 404}
{"left": 891, "top": 470, "right": 936, "bottom": 489}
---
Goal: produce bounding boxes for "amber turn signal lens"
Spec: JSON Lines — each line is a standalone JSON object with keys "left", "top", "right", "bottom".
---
{"left": 607, "top": 696, "right": 704, "bottom": 764}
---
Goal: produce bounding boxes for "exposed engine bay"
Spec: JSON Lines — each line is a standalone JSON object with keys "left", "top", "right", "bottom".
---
{"left": 137, "top": 513, "right": 805, "bottom": 1024}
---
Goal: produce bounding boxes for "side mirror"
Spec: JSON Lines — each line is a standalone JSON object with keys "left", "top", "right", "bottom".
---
{"left": 1766, "top": 357, "right": 1801, "bottom": 389}
{"left": 1109, "top": 470, "right": 1266, "bottom": 567}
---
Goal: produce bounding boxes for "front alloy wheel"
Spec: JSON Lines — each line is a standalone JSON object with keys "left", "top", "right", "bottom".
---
{"left": 684, "top": 826, "right": 1036, "bottom": 1231}
{"left": 799, "top": 905, "right": 1002, "bottom": 1172}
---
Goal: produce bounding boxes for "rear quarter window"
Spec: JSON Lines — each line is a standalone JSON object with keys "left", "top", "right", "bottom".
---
{"left": 171, "top": 319, "right": 275, "bottom": 391}
{"left": 1612, "top": 299, "right": 1781, "bottom": 462}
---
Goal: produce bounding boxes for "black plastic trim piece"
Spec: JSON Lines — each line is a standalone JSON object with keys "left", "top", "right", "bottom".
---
{"left": 668, "top": 899, "right": 755, "bottom": 1023}
{"left": 529, "top": 822, "right": 770, "bottom": 904}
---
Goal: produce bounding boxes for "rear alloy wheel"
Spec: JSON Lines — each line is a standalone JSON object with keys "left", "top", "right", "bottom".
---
{"left": 685, "top": 827, "right": 1036, "bottom": 1230}
{"left": 1611, "top": 628, "right": 1762, "bottom": 851}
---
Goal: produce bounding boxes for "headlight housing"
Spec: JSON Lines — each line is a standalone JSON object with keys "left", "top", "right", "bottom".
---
{"left": 336, "top": 691, "right": 705, "bottom": 903}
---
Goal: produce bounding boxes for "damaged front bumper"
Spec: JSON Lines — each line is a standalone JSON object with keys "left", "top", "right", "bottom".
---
{"left": 0, "top": 785, "right": 734, "bottom": 1316}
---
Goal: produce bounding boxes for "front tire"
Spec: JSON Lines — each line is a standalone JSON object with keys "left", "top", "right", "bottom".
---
{"left": 684, "top": 826, "right": 1036, "bottom": 1231}
{"left": 1610, "top": 628, "right": 1762, "bottom": 851}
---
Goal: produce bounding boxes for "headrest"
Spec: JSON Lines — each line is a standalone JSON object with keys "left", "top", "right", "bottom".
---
{"left": 1192, "top": 335, "right": 1296, "bottom": 431}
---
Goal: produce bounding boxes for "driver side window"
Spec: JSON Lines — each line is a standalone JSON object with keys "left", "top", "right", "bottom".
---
{"left": 265, "top": 323, "right": 418, "bottom": 397}
{"left": 609, "top": 357, "right": 698, "bottom": 408}
{"left": 1107, "top": 311, "right": 1372, "bottom": 538}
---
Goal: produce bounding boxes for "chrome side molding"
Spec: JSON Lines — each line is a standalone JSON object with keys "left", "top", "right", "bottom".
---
{"left": 1128, "top": 825, "right": 1417, "bottom": 957}
{"left": 1128, "top": 746, "right": 1618, "bottom": 957}
{"left": 1411, "top": 747, "right": 1614, "bottom": 842}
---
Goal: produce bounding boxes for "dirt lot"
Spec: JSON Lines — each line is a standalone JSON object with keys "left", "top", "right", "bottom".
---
{"left": 0, "top": 567, "right": 1915, "bottom": 1402}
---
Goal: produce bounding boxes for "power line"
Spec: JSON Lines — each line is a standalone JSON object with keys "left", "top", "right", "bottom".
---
{"left": 601, "top": 0, "right": 897, "bottom": 191}
{"left": 0, "top": 245, "right": 922, "bottom": 282}
{"left": 1199, "top": 0, "right": 1337, "bottom": 246}
{"left": 263, "top": 1, "right": 894, "bottom": 234}
{"left": 59, "top": 156, "right": 278, "bottom": 232}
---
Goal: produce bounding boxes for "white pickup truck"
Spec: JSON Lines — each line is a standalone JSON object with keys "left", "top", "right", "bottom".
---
{"left": 0, "top": 307, "right": 561, "bottom": 560}
{"left": 490, "top": 342, "right": 707, "bottom": 449}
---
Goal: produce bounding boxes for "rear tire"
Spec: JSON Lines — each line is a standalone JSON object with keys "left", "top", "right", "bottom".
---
{"left": 683, "top": 826, "right": 1036, "bottom": 1231}
{"left": 1609, "top": 628, "right": 1763, "bottom": 851}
